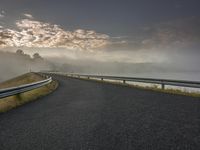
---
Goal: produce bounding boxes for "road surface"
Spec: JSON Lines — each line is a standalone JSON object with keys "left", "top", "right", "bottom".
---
{"left": 0, "top": 74, "right": 200, "bottom": 150}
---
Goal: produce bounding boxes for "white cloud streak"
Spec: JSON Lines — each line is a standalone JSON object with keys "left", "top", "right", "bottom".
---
{"left": 24, "top": 13, "right": 33, "bottom": 19}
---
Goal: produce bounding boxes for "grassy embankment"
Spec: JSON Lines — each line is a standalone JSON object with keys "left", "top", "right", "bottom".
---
{"left": 69, "top": 76, "right": 200, "bottom": 97}
{"left": 0, "top": 73, "right": 58, "bottom": 113}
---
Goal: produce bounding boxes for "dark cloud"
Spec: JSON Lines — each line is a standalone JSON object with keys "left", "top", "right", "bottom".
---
{"left": 106, "top": 17, "right": 200, "bottom": 53}
{"left": 139, "top": 17, "right": 200, "bottom": 49}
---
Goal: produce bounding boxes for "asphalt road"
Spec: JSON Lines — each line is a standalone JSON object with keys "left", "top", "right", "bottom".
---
{"left": 0, "top": 74, "right": 200, "bottom": 150}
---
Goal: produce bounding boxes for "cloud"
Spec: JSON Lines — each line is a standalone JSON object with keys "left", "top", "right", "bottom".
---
{"left": 0, "top": 10, "right": 5, "bottom": 18}
{"left": 0, "top": 17, "right": 110, "bottom": 51}
{"left": 23, "top": 13, "right": 33, "bottom": 19}
{"left": 100, "top": 17, "right": 200, "bottom": 64}
{"left": 107, "top": 17, "right": 200, "bottom": 52}
{"left": 139, "top": 17, "right": 200, "bottom": 49}
{"left": 1, "top": 14, "right": 199, "bottom": 57}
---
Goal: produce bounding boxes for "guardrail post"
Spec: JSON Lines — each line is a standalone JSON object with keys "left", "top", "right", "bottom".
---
{"left": 161, "top": 83, "right": 165, "bottom": 90}
{"left": 123, "top": 80, "right": 126, "bottom": 84}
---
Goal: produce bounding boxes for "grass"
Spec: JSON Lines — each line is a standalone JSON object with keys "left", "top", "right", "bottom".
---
{"left": 69, "top": 76, "right": 200, "bottom": 98}
{"left": 0, "top": 72, "right": 58, "bottom": 113}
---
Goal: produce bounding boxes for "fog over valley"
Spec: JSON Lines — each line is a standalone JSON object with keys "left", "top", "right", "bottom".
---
{"left": 1, "top": 48, "right": 200, "bottom": 82}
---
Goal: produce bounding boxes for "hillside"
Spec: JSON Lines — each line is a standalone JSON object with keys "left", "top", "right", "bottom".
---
{"left": 0, "top": 50, "right": 52, "bottom": 82}
{"left": 0, "top": 72, "right": 58, "bottom": 112}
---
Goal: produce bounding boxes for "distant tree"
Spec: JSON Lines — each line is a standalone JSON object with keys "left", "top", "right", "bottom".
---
{"left": 16, "top": 49, "right": 24, "bottom": 55}
{"left": 33, "top": 53, "right": 43, "bottom": 60}
{"left": 16, "top": 49, "right": 31, "bottom": 59}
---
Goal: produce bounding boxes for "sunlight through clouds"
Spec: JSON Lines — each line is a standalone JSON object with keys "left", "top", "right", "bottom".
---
{"left": 0, "top": 16, "right": 110, "bottom": 51}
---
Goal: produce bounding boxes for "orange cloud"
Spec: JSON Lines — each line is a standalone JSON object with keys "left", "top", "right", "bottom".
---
{"left": 0, "top": 18, "right": 110, "bottom": 51}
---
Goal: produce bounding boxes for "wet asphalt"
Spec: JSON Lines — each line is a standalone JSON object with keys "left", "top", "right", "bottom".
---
{"left": 0, "top": 74, "right": 200, "bottom": 150}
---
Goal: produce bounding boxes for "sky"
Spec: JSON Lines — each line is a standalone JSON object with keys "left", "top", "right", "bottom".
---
{"left": 0, "top": 0, "right": 200, "bottom": 65}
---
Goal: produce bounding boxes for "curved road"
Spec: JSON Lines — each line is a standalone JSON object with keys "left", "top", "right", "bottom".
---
{"left": 0, "top": 74, "right": 200, "bottom": 150}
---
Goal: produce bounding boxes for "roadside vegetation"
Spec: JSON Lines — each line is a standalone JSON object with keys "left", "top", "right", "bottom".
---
{"left": 0, "top": 73, "right": 58, "bottom": 113}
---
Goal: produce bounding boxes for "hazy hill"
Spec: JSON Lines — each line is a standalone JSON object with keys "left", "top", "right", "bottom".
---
{"left": 0, "top": 50, "right": 52, "bottom": 82}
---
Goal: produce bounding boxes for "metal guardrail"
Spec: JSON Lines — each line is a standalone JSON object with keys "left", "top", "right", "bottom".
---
{"left": 52, "top": 73, "right": 200, "bottom": 90}
{"left": 0, "top": 76, "right": 52, "bottom": 99}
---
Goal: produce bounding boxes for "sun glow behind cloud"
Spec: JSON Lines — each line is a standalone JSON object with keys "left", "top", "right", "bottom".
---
{"left": 0, "top": 17, "right": 110, "bottom": 51}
